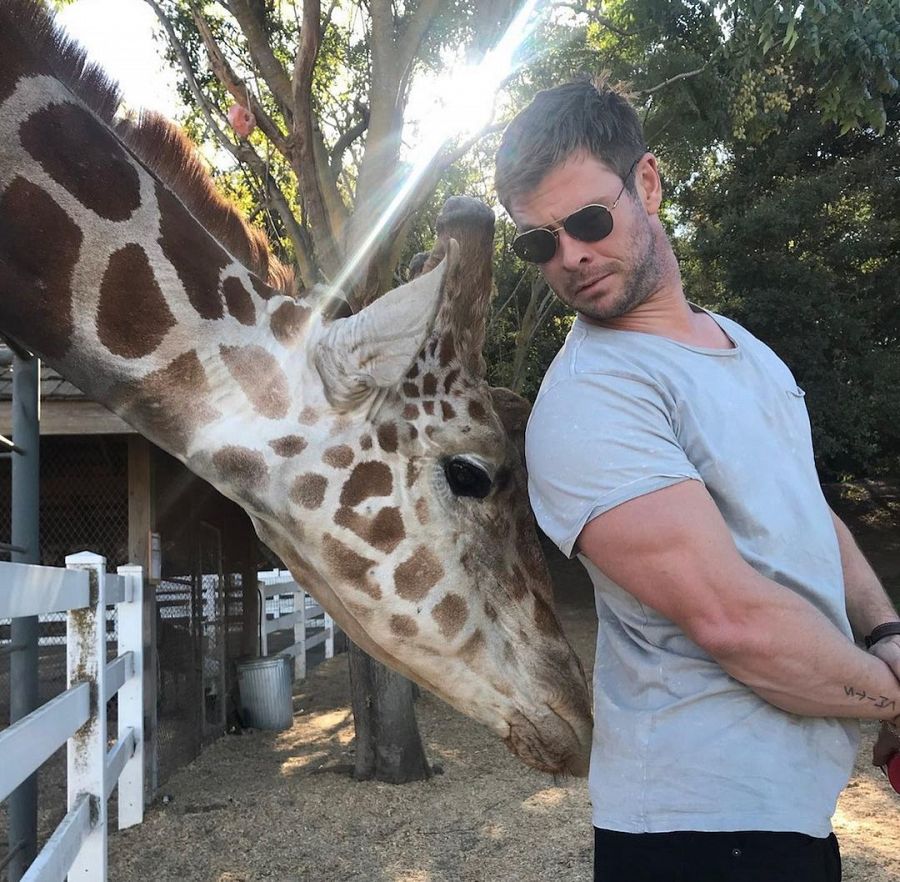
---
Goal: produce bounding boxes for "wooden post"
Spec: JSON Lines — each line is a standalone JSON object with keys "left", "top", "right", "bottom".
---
{"left": 127, "top": 437, "right": 157, "bottom": 802}
{"left": 116, "top": 564, "right": 144, "bottom": 830}
{"left": 240, "top": 521, "right": 259, "bottom": 657}
{"left": 65, "top": 552, "right": 108, "bottom": 880}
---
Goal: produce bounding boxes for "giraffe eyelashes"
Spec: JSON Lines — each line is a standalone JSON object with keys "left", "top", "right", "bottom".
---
{"left": 443, "top": 456, "right": 493, "bottom": 499}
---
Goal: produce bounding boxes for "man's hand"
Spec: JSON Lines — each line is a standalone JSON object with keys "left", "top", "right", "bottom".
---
{"left": 873, "top": 721, "right": 900, "bottom": 769}
{"left": 870, "top": 634, "right": 900, "bottom": 683}
{"left": 870, "top": 635, "right": 900, "bottom": 772}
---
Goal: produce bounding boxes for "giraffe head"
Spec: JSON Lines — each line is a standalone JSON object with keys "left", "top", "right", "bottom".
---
{"left": 249, "top": 199, "right": 592, "bottom": 776}
{"left": 0, "top": 1, "right": 591, "bottom": 775}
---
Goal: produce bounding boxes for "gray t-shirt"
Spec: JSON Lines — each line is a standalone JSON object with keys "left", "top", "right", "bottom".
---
{"left": 526, "top": 307, "right": 859, "bottom": 836}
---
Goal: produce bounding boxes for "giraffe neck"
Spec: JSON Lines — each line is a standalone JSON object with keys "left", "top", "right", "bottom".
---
{"left": 0, "top": 21, "right": 330, "bottom": 489}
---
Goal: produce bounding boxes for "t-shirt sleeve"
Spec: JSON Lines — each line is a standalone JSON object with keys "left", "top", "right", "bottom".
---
{"left": 525, "top": 372, "right": 704, "bottom": 558}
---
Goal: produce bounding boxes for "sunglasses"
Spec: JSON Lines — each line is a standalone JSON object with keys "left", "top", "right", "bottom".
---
{"left": 511, "top": 158, "right": 641, "bottom": 264}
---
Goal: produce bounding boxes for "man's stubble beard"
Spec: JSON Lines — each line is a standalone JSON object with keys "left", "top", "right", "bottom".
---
{"left": 556, "top": 208, "right": 663, "bottom": 323}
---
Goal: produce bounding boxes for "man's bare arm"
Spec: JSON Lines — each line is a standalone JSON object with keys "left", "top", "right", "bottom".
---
{"left": 577, "top": 480, "right": 900, "bottom": 722}
{"left": 830, "top": 508, "right": 900, "bottom": 680}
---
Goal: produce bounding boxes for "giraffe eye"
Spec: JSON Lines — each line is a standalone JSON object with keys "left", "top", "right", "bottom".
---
{"left": 444, "top": 457, "right": 493, "bottom": 499}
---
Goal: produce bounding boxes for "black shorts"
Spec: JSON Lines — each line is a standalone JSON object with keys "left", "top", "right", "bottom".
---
{"left": 594, "top": 827, "right": 842, "bottom": 882}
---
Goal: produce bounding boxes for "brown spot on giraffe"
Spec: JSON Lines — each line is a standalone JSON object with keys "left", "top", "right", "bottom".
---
{"left": 270, "top": 299, "right": 311, "bottom": 344}
{"left": 0, "top": 22, "right": 52, "bottom": 105}
{"left": 533, "top": 595, "right": 560, "bottom": 637}
{"left": 219, "top": 344, "right": 290, "bottom": 420}
{"left": 415, "top": 498, "right": 429, "bottom": 525}
{"left": 250, "top": 275, "right": 277, "bottom": 300}
{"left": 108, "top": 350, "right": 220, "bottom": 455}
{"left": 322, "top": 534, "right": 380, "bottom": 599}
{"left": 431, "top": 593, "right": 468, "bottom": 639}
{"left": 291, "top": 474, "right": 328, "bottom": 509}
{"left": 156, "top": 182, "right": 228, "bottom": 320}
{"left": 323, "top": 445, "right": 354, "bottom": 469}
{"left": 402, "top": 404, "right": 419, "bottom": 421}
{"left": 440, "top": 401, "right": 456, "bottom": 421}
{"left": 423, "top": 401, "right": 435, "bottom": 416}
{"left": 406, "top": 363, "right": 420, "bottom": 379}
{"left": 223, "top": 277, "right": 256, "bottom": 326}
{"left": 269, "top": 435, "right": 307, "bottom": 457}
{"left": 408, "top": 425, "right": 418, "bottom": 441}
{"left": 422, "top": 373, "right": 438, "bottom": 396}
{"left": 339, "top": 462, "right": 393, "bottom": 507}
{"left": 394, "top": 546, "right": 444, "bottom": 601}
{"left": 334, "top": 506, "right": 405, "bottom": 554}
{"left": 439, "top": 334, "right": 455, "bottom": 367}
{"left": 359, "top": 434, "right": 372, "bottom": 451}
{"left": 0, "top": 177, "right": 80, "bottom": 360}
{"left": 390, "top": 615, "right": 418, "bottom": 638}
{"left": 21, "top": 103, "right": 141, "bottom": 222}
{"left": 299, "top": 406, "right": 319, "bottom": 425}
{"left": 507, "top": 565, "right": 528, "bottom": 601}
{"left": 402, "top": 382, "right": 419, "bottom": 398}
{"left": 97, "top": 243, "right": 175, "bottom": 358}
{"left": 213, "top": 446, "right": 269, "bottom": 494}
{"left": 376, "top": 423, "right": 398, "bottom": 453}
{"left": 444, "top": 369, "right": 460, "bottom": 393}
{"left": 468, "top": 399, "right": 487, "bottom": 422}
{"left": 458, "top": 629, "right": 485, "bottom": 666}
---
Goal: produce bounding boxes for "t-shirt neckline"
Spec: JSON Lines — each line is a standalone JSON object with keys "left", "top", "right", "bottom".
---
{"left": 576, "top": 303, "right": 740, "bottom": 357}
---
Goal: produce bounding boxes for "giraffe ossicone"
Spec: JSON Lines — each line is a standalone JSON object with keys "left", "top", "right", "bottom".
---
{"left": 0, "top": 0, "right": 592, "bottom": 776}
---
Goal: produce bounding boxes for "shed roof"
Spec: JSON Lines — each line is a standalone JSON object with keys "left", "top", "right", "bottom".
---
{"left": 0, "top": 347, "right": 134, "bottom": 436}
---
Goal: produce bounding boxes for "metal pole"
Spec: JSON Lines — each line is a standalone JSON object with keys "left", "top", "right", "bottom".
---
{"left": 8, "top": 353, "right": 40, "bottom": 881}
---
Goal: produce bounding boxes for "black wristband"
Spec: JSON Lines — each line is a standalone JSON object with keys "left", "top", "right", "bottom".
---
{"left": 865, "top": 621, "right": 900, "bottom": 649}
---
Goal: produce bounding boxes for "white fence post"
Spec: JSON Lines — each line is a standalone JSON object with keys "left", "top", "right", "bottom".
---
{"left": 294, "top": 584, "right": 306, "bottom": 680}
{"left": 116, "top": 564, "right": 144, "bottom": 830}
{"left": 257, "top": 582, "right": 268, "bottom": 657}
{"left": 65, "top": 551, "right": 108, "bottom": 880}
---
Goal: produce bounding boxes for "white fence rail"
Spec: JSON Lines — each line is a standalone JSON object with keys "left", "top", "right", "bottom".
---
{"left": 0, "top": 552, "right": 144, "bottom": 882}
{"left": 257, "top": 570, "right": 336, "bottom": 680}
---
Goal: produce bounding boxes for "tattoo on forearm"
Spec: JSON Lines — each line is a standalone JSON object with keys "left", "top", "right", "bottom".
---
{"left": 844, "top": 685, "right": 897, "bottom": 711}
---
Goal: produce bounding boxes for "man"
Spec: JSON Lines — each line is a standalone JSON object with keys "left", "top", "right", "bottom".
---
{"left": 494, "top": 78, "right": 900, "bottom": 881}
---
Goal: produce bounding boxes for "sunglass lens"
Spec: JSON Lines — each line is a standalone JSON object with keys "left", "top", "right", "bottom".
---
{"left": 565, "top": 205, "right": 613, "bottom": 242}
{"left": 512, "top": 229, "right": 557, "bottom": 264}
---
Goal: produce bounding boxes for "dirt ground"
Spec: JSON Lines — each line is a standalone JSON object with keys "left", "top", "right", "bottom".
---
{"left": 105, "top": 482, "right": 900, "bottom": 882}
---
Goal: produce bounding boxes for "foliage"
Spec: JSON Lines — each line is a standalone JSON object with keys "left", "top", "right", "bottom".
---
{"left": 680, "top": 96, "right": 900, "bottom": 478}
{"left": 56, "top": 0, "right": 900, "bottom": 475}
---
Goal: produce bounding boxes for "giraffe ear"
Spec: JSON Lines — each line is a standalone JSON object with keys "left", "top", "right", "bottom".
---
{"left": 315, "top": 241, "right": 459, "bottom": 412}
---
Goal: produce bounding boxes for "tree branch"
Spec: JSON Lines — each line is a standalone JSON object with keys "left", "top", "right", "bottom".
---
{"left": 397, "top": 0, "right": 441, "bottom": 76}
{"left": 640, "top": 64, "right": 709, "bottom": 96}
{"left": 330, "top": 103, "right": 370, "bottom": 174}
{"left": 190, "top": 5, "right": 291, "bottom": 158}
{"left": 290, "top": 0, "right": 344, "bottom": 278}
{"left": 143, "top": 0, "right": 315, "bottom": 285}
{"left": 223, "top": 0, "right": 295, "bottom": 122}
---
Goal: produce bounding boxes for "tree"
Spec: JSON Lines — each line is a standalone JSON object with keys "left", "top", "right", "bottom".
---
{"left": 132, "top": 0, "right": 544, "bottom": 786}
{"left": 680, "top": 94, "right": 900, "bottom": 478}
{"left": 55, "top": 0, "right": 899, "bottom": 779}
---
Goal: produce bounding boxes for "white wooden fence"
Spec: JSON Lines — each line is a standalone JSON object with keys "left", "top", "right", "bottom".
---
{"left": 257, "top": 570, "right": 336, "bottom": 680}
{"left": 0, "top": 552, "right": 144, "bottom": 881}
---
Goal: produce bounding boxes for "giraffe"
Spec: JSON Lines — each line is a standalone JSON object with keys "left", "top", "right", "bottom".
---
{"left": 0, "top": 0, "right": 592, "bottom": 775}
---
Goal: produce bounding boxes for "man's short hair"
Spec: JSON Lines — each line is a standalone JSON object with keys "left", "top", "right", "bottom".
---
{"left": 495, "top": 76, "right": 647, "bottom": 213}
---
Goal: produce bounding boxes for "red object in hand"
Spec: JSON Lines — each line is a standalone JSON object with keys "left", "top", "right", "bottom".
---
{"left": 227, "top": 104, "right": 256, "bottom": 138}
{"left": 888, "top": 753, "right": 900, "bottom": 794}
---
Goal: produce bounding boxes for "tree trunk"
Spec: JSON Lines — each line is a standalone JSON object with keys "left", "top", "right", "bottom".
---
{"left": 348, "top": 642, "right": 432, "bottom": 783}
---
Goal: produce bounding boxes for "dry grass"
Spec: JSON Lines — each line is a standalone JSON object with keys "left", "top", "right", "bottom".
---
{"left": 107, "top": 589, "right": 900, "bottom": 882}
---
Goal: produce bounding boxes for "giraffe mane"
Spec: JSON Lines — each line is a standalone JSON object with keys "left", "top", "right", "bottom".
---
{"left": 5, "top": 0, "right": 296, "bottom": 296}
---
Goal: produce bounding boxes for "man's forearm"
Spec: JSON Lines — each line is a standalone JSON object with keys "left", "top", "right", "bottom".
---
{"left": 707, "top": 572, "right": 900, "bottom": 723}
{"left": 830, "top": 509, "right": 899, "bottom": 640}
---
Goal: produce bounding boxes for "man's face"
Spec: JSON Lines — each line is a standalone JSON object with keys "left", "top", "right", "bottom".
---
{"left": 508, "top": 151, "right": 662, "bottom": 322}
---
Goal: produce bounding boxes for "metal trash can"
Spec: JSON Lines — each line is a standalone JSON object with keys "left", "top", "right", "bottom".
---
{"left": 236, "top": 655, "right": 293, "bottom": 730}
